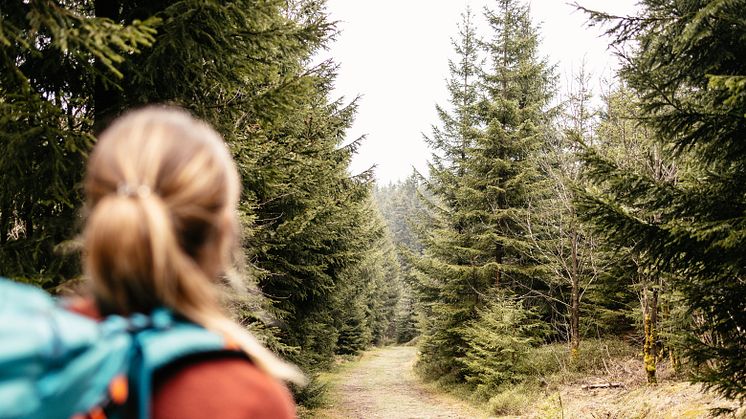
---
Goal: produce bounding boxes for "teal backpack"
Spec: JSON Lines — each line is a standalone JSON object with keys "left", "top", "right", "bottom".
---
{"left": 0, "top": 278, "right": 241, "bottom": 419}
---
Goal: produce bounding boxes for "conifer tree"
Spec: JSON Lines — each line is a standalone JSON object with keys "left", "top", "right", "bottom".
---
{"left": 0, "top": 1, "right": 157, "bottom": 287}
{"left": 578, "top": 0, "right": 746, "bottom": 400}
{"left": 250, "top": 91, "right": 376, "bottom": 370}
{"left": 362, "top": 217, "right": 402, "bottom": 345}
{"left": 372, "top": 175, "right": 427, "bottom": 343}
{"left": 470, "top": 0, "right": 554, "bottom": 291}
{"left": 426, "top": 6, "right": 482, "bottom": 206}
{"left": 412, "top": 7, "right": 485, "bottom": 381}
{"left": 89, "top": 0, "right": 373, "bottom": 374}
{"left": 413, "top": 0, "right": 555, "bottom": 383}
{"left": 435, "top": 0, "right": 555, "bottom": 386}
{"left": 460, "top": 296, "right": 543, "bottom": 397}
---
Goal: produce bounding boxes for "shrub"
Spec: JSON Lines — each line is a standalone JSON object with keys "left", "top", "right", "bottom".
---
{"left": 488, "top": 384, "right": 535, "bottom": 416}
{"left": 459, "top": 297, "right": 544, "bottom": 398}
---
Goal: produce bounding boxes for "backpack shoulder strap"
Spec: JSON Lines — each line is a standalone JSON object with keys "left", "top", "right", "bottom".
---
{"left": 0, "top": 278, "right": 133, "bottom": 419}
{"left": 129, "top": 309, "right": 241, "bottom": 419}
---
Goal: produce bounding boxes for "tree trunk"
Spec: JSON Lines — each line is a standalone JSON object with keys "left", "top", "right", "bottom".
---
{"left": 661, "top": 300, "right": 680, "bottom": 372}
{"left": 651, "top": 281, "right": 663, "bottom": 363}
{"left": 569, "top": 231, "right": 580, "bottom": 360}
{"left": 650, "top": 287, "right": 658, "bottom": 331}
{"left": 643, "top": 283, "right": 658, "bottom": 385}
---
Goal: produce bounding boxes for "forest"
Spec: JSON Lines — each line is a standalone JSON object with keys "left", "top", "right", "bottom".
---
{"left": 0, "top": 0, "right": 744, "bottom": 417}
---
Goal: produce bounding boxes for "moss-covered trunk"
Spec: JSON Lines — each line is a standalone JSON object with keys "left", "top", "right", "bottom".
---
{"left": 643, "top": 284, "right": 659, "bottom": 385}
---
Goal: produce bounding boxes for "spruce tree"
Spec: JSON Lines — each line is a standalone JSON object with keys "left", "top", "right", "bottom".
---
{"left": 426, "top": 6, "right": 482, "bottom": 206}
{"left": 412, "top": 7, "right": 485, "bottom": 381}
{"left": 412, "top": 0, "right": 554, "bottom": 383}
{"left": 96, "top": 0, "right": 369, "bottom": 373}
{"left": 372, "top": 176, "right": 426, "bottom": 343}
{"left": 437, "top": 0, "right": 555, "bottom": 387}
{"left": 0, "top": 1, "right": 157, "bottom": 287}
{"left": 460, "top": 297, "right": 542, "bottom": 397}
{"left": 578, "top": 0, "right": 746, "bottom": 400}
{"left": 470, "top": 0, "right": 554, "bottom": 291}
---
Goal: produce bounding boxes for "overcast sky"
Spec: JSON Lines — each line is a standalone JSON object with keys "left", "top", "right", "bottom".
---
{"left": 323, "top": 0, "right": 640, "bottom": 184}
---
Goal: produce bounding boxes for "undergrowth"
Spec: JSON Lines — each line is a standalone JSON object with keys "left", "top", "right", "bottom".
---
{"left": 417, "top": 338, "right": 639, "bottom": 416}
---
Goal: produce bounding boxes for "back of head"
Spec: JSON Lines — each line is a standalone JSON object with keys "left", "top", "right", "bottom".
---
{"left": 85, "top": 107, "right": 238, "bottom": 316}
{"left": 84, "top": 107, "right": 303, "bottom": 384}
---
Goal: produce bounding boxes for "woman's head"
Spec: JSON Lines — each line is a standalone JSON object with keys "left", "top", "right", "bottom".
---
{"left": 84, "top": 107, "right": 240, "bottom": 315}
{"left": 83, "top": 106, "right": 303, "bottom": 383}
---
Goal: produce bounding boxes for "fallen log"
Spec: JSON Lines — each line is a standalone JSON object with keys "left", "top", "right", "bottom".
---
{"left": 581, "top": 382, "right": 625, "bottom": 390}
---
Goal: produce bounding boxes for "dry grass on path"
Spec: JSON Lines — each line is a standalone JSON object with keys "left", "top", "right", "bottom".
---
{"left": 528, "top": 381, "right": 745, "bottom": 418}
{"left": 310, "top": 346, "right": 489, "bottom": 419}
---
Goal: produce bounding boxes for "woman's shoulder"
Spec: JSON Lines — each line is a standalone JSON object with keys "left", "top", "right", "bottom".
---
{"left": 152, "top": 355, "right": 296, "bottom": 419}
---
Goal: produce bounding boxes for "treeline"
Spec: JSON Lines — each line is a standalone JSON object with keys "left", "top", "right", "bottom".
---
{"left": 0, "top": 0, "right": 404, "bottom": 403}
{"left": 374, "top": 0, "right": 745, "bottom": 410}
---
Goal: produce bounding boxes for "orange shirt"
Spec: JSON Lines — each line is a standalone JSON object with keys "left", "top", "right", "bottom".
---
{"left": 153, "top": 356, "right": 296, "bottom": 419}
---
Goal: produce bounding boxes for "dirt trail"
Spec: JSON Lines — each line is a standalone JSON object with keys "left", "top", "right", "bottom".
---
{"left": 314, "top": 346, "right": 487, "bottom": 419}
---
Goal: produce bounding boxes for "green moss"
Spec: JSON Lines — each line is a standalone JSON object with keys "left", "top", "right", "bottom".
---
{"left": 643, "top": 314, "right": 657, "bottom": 385}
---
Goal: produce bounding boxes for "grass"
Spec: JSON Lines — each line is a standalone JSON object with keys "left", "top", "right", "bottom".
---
{"left": 414, "top": 338, "right": 640, "bottom": 416}
{"left": 532, "top": 381, "right": 745, "bottom": 419}
{"left": 415, "top": 338, "right": 744, "bottom": 418}
{"left": 487, "top": 383, "right": 537, "bottom": 416}
{"left": 526, "top": 338, "right": 640, "bottom": 387}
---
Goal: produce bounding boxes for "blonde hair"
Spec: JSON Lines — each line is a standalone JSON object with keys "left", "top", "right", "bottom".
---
{"left": 83, "top": 106, "right": 304, "bottom": 384}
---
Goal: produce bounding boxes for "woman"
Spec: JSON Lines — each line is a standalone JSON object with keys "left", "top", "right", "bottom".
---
{"left": 82, "top": 106, "right": 302, "bottom": 418}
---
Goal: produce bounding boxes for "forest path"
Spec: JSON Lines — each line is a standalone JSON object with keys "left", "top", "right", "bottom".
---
{"left": 313, "top": 346, "right": 489, "bottom": 419}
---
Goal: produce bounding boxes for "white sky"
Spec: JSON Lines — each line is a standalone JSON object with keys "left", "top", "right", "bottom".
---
{"left": 324, "top": 0, "right": 640, "bottom": 184}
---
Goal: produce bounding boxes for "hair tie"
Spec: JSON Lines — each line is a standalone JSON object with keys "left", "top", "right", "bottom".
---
{"left": 117, "top": 183, "right": 152, "bottom": 198}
